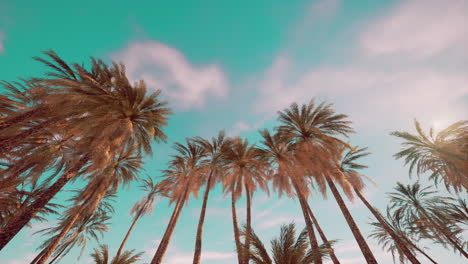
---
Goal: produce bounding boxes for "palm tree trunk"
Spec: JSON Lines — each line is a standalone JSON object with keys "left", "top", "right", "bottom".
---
{"left": 0, "top": 156, "right": 88, "bottom": 250}
{"left": 48, "top": 233, "right": 77, "bottom": 264}
{"left": 292, "top": 180, "right": 322, "bottom": 264}
{"left": 325, "top": 175, "right": 377, "bottom": 264}
{"left": 30, "top": 247, "right": 47, "bottom": 264}
{"left": 231, "top": 191, "right": 243, "bottom": 264}
{"left": 34, "top": 212, "right": 81, "bottom": 264}
{"left": 115, "top": 202, "right": 147, "bottom": 260}
{"left": 47, "top": 246, "right": 67, "bottom": 264}
{"left": 151, "top": 187, "right": 189, "bottom": 264}
{"left": 192, "top": 172, "right": 214, "bottom": 264}
{"left": 353, "top": 187, "right": 421, "bottom": 264}
{"left": 243, "top": 184, "right": 252, "bottom": 264}
{"left": 305, "top": 203, "right": 341, "bottom": 264}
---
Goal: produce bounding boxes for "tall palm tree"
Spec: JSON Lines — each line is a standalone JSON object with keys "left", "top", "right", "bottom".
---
{"left": 276, "top": 99, "right": 379, "bottom": 264}
{"left": 91, "top": 244, "right": 143, "bottom": 264}
{"left": 32, "top": 204, "right": 112, "bottom": 264}
{"left": 151, "top": 140, "right": 206, "bottom": 264}
{"left": 257, "top": 129, "right": 340, "bottom": 264}
{"left": 32, "top": 150, "right": 143, "bottom": 264}
{"left": 369, "top": 207, "right": 439, "bottom": 264}
{"left": 337, "top": 146, "right": 421, "bottom": 264}
{"left": 240, "top": 223, "right": 336, "bottom": 264}
{"left": 222, "top": 137, "right": 269, "bottom": 264}
{"left": 192, "top": 131, "right": 230, "bottom": 264}
{"left": 391, "top": 120, "right": 467, "bottom": 192}
{"left": 0, "top": 51, "right": 171, "bottom": 249}
{"left": 115, "top": 177, "right": 165, "bottom": 260}
{"left": 0, "top": 183, "right": 62, "bottom": 230}
{"left": 389, "top": 182, "right": 468, "bottom": 258}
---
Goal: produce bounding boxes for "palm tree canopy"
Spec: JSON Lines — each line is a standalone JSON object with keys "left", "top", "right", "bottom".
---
{"left": 276, "top": 99, "right": 354, "bottom": 195}
{"left": 91, "top": 244, "right": 143, "bottom": 264}
{"left": 369, "top": 207, "right": 417, "bottom": 264}
{"left": 391, "top": 120, "right": 468, "bottom": 192}
{"left": 35, "top": 194, "right": 115, "bottom": 262}
{"left": 129, "top": 176, "right": 166, "bottom": 217}
{"left": 333, "top": 146, "right": 376, "bottom": 200}
{"left": 241, "top": 223, "right": 335, "bottom": 264}
{"left": 193, "top": 130, "right": 231, "bottom": 188}
{"left": 222, "top": 137, "right": 269, "bottom": 200}
{"left": 388, "top": 182, "right": 465, "bottom": 244}
{"left": 163, "top": 139, "right": 207, "bottom": 205}
{"left": 257, "top": 129, "right": 305, "bottom": 198}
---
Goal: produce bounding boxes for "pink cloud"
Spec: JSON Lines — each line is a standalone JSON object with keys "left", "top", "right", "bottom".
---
{"left": 113, "top": 41, "right": 228, "bottom": 110}
{"left": 255, "top": 0, "right": 468, "bottom": 132}
{"left": 360, "top": 0, "right": 468, "bottom": 58}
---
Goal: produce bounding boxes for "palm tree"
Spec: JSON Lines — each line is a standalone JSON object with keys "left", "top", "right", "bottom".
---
{"left": 151, "top": 140, "right": 206, "bottom": 264}
{"left": 32, "top": 205, "right": 112, "bottom": 264}
{"left": 337, "top": 146, "right": 421, "bottom": 264}
{"left": 222, "top": 137, "right": 269, "bottom": 264}
{"left": 115, "top": 177, "right": 165, "bottom": 260}
{"left": 240, "top": 223, "right": 335, "bottom": 264}
{"left": 91, "top": 244, "right": 143, "bottom": 264}
{"left": 446, "top": 198, "right": 468, "bottom": 225}
{"left": 257, "top": 129, "right": 340, "bottom": 264}
{"left": 391, "top": 120, "right": 467, "bottom": 192}
{"left": 32, "top": 150, "right": 143, "bottom": 264}
{"left": 369, "top": 207, "right": 439, "bottom": 264}
{"left": 276, "top": 99, "right": 379, "bottom": 264}
{"left": 192, "top": 131, "right": 230, "bottom": 264}
{"left": 0, "top": 183, "right": 62, "bottom": 230}
{"left": 389, "top": 182, "right": 468, "bottom": 258}
{"left": 0, "top": 51, "right": 171, "bottom": 249}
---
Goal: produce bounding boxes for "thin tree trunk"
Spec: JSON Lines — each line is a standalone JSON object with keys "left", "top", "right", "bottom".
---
{"left": 231, "top": 191, "right": 243, "bottom": 264}
{"left": 292, "top": 180, "right": 322, "bottom": 264}
{"left": 325, "top": 175, "right": 378, "bottom": 264}
{"left": 305, "top": 202, "right": 341, "bottom": 264}
{"left": 243, "top": 184, "right": 252, "bottom": 264}
{"left": 48, "top": 233, "right": 77, "bottom": 264}
{"left": 115, "top": 202, "right": 148, "bottom": 260}
{"left": 192, "top": 172, "right": 214, "bottom": 264}
{"left": 353, "top": 187, "right": 421, "bottom": 264}
{"left": 30, "top": 247, "right": 47, "bottom": 264}
{"left": 151, "top": 187, "right": 189, "bottom": 264}
{"left": 0, "top": 156, "right": 87, "bottom": 250}
{"left": 34, "top": 213, "right": 81, "bottom": 264}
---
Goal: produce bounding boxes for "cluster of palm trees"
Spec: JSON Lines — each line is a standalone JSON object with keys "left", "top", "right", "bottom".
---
{"left": 0, "top": 52, "right": 466, "bottom": 264}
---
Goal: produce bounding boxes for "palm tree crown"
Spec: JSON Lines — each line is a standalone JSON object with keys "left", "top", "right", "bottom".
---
{"left": 391, "top": 120, "right": 467, "bottom": 192}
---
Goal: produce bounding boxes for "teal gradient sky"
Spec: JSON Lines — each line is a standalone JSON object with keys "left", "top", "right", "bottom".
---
{"left": 1, "top": 0, "right": 467, "bottom": 263}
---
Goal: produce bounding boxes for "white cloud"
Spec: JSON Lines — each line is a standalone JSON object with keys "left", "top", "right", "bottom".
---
{"left": 257, "top": 215, "right": 304, "bottom": 229}
{"left": 255, "top": 0, "right": 468, "bottom": 132}
{"left": 113, "top": 41, "right": 228, "bottom": 110}
{"left": 0, "top": 31, "right": 5, "bottom": 54}
{"left": 361, "top": 0, "right": 468, "bottom": 58}
{"left": 143, "top": 239, "right": 161, "bottom": 260}
{"left": 229, "top": 118, "right": 268, "bottom": 136}
{"left": 165, "top": 250, "right": 236, "bottom": 264}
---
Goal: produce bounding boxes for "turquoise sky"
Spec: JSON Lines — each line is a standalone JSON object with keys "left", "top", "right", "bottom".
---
{"left": 1, "top": 0, "right": 467, "bottom": 263}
